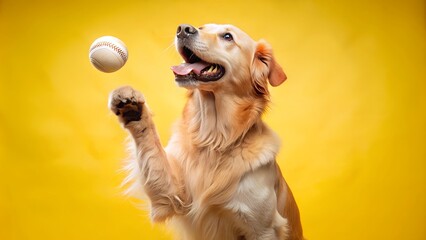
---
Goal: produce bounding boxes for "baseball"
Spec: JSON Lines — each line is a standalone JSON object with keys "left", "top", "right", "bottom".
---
{"left": 89, "top": 36, "right": 128, "bottom": 73}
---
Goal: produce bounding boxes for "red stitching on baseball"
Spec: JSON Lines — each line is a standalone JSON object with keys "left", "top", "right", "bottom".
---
{"left": 90, "top": 41, "right": 127, "bottom": 60}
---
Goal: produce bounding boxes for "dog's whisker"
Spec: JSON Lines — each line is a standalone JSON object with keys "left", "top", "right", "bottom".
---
{"left": 162, "top": 41, "right": 176, "bottom": 53}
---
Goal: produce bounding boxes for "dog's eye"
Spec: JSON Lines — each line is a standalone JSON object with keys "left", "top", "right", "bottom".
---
{"left": 222, "top": 33, "right": 234, "bottom": 41}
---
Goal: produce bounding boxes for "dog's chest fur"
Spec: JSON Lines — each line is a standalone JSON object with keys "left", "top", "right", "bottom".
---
{"left": 165, "top": 123, "right": 283, "bottom": 239}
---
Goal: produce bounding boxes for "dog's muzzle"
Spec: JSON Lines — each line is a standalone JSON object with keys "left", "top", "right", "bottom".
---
{"left": 171, "top": 24, "right": 225, "bottom": 84}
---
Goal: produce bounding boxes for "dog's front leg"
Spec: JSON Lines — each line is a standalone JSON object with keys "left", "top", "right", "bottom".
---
{"left": 109, "top": 86, "right": 183, "bottom": 222}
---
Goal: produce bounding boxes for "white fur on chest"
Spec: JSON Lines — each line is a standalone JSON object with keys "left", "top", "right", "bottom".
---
{"left": 226, "top": 163, "right": 287, "bottom": 234}
{"left": 165, "top": 125, "right": 281, "bottom": 203}
{"left": 164, "top": 126, "right": 286, "bottom": 239}
{"left": 226, "top": 163, "right": 276, "bottom": 217}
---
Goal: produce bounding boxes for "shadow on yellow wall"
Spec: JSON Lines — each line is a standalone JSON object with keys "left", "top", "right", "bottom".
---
{"left": 0, "top": 0, "right": 424, "bottom": 239}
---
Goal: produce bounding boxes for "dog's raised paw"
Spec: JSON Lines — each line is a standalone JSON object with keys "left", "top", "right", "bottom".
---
{"left": 109, "top": 86, "right": 145, "bottom": 124}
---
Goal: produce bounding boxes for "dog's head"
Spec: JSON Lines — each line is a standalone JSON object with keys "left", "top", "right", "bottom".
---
{"left": 171, "top": 23, "right": 286, "bottom": 95}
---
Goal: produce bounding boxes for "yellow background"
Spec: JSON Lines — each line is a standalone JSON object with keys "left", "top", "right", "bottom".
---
{"left": 0, "top": 0, "right": 425, "bottom": 239}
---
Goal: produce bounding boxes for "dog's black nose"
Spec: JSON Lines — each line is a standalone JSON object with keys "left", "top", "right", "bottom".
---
{"left": 177, "top": 24, "right": 197, "bottom": 39}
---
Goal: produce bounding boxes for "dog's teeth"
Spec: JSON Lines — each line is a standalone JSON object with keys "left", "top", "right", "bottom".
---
{"left": 211, "top": 65, "right": 217, "bottom": 72}
{"left": 208, "top": 65, "right": 214, "bottom": 72}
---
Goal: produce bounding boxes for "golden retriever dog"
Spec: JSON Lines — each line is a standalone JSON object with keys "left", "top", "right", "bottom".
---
{"left": 108, "top": 23, "right": 304, "bottom": 240}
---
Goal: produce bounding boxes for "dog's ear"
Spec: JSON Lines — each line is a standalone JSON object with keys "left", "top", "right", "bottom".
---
{"left": 251, "top": 40, "right": 287, "bottom": 90}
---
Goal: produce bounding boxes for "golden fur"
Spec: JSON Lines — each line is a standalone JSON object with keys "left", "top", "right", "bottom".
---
{"left": 108, "top": 23, "right": 303, "bottom": 240}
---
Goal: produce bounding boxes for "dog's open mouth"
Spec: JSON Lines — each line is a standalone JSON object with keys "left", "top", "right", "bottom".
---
{"left": 171, "top": 46, "right": 225, "bottom": 82}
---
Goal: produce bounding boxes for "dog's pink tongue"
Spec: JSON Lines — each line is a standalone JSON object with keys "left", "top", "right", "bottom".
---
{"left": 171, "top": 62, "right": 209, "bottom": 75}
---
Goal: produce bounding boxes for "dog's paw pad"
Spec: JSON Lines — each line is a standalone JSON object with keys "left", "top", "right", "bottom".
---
{"left": 109, "top": 86, "right": 145, "bottom": 124}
